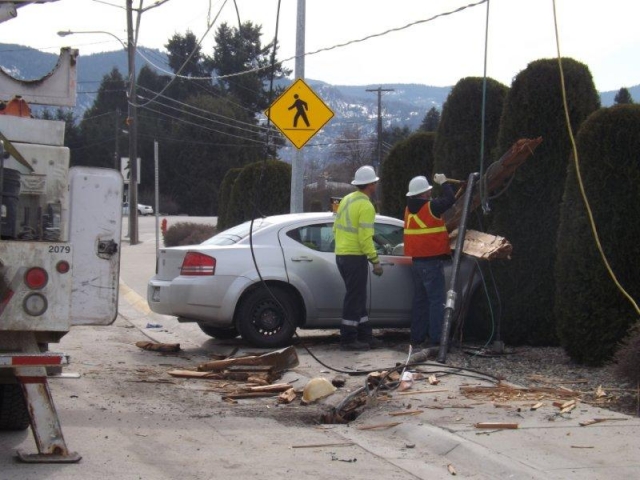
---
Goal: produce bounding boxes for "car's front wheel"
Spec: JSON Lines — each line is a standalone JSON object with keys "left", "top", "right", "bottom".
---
{"left": 236, "top": 285, "right": 297, "bottom": 348}
{"left": 197, "top": 323, "right": 239, "bottom": 340}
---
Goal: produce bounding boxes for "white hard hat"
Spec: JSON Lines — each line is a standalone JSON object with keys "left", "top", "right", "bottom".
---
{"left": 406, "top": 176, "right": 432, "bottom": 196}
{"left": 351, "top": 165, "right": 379, "bottom": 186}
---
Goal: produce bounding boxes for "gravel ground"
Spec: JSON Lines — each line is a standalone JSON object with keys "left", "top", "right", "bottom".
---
{"left": 440, "top": 344, "right": 639, "bottom": 417}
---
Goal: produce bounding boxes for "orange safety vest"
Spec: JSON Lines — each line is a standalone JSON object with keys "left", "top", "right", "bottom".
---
{"left": 403, "top": 202, "right": 451, "bottom": 257}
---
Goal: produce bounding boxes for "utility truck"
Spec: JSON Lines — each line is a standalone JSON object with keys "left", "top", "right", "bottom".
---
{"left": 0, "top": 22, "right": 123, "bottom": 462}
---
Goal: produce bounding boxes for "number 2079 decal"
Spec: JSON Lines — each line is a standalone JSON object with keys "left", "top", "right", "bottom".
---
{"left": 48, "top": 245, "right": 71, "bottom": 254}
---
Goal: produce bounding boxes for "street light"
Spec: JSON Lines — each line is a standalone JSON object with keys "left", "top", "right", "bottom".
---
{"left": 57, "top": 21, "right": 139, "bottom": 245}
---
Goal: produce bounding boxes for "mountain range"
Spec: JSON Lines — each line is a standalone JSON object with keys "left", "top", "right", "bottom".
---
{"left": 1, "top": 43, "right": 638, "bottom": 165}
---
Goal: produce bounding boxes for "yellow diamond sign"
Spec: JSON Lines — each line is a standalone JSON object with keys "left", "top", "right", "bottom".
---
{"left": 265, "top": 78, "right": 334, "bottom": 149}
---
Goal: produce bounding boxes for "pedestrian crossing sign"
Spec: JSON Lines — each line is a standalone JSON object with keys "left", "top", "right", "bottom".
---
{"left": 265, "top": 78, "right": 334, "bottom": 149}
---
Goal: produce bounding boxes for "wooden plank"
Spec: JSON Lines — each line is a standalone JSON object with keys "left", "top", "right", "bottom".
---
{"left": 167, "top": 369, "right": 222, "bottom": 379}
{"left": 222, "top": 391, "right": 280, "bottom": 400}
{"left": 292, "top": 442, "right": 354, "bottom": 449}
{"left": 396, "top": 388, "right": 449, "bottom": 396}
{"left": 357, "top": 422, "right": 402, "bottom": 431}
{"left": 247, "top": 383, "right": 292, "bottom": 393}
{"left": 474, "top": 422, "right": 519, "bottom": 429}
{"left": 197, "top": 346, "right": 299, "bottom": 372}
{"left": 388, "top": 409, "right": 423, "bottom": 417}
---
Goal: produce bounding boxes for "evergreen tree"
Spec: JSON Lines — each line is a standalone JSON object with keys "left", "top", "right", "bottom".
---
{"left": 420, "top": 106, "right": 441, "bottom": 132}
{"left": 614, "top": 87, "right": 633, "bottom": 104}
{"left": 207, "top": 22, "right": 290, "bottom": 112}
{"left": 381, "top": 125, "right": 411, "bottom": 155}
{"left": 433, "top": 77, "right": 508, "bottom": 182}
{"left": 76, "top": 67, "right": 128, "bottom": 168}
{"left": 555, "top": 105, "right": 640, "bottom": 365}
{"left": 488, "top": 58, "right": 600, "bottom": 345}
{"left": 164, "top": 31, "right": 213, "bottom": 101}
{"left": 163, "top": 94, "right": 262, "bottom": 215}
{"left": 380, "top": 132, "right": 436, "bottom": 219}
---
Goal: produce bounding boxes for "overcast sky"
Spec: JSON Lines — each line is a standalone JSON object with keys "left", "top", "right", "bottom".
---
{"left": 1, "top": 0, "right": 638, "bottom": 92}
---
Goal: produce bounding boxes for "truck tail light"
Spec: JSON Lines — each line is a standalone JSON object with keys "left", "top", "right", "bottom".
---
{"left": 24, "top": 267, "right": 48, "bottom": 290}
{"left": 180, "top": 252, "right": 216, "bottom": 276}
{"left": 56, "top": 260, "right": 70, "bottom": 274}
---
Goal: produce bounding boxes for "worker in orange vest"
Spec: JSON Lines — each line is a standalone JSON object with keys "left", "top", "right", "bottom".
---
{"left": 403, "top": 174, "right": 456, "bottom": 358}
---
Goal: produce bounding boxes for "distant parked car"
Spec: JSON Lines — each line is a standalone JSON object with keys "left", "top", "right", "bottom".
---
{"left": 147, "top": 212, "right": 480, "bottom": 348}
{"left": 122, "top": 202, "right": 153, "bottom": 216}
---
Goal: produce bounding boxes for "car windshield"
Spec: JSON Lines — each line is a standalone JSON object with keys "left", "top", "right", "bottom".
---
{"left": 201, "top": 218, "right": 272, "bottom": 246}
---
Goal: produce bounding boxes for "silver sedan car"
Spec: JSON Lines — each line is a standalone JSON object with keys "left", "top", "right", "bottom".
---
{"left": 147, "top": 212, "right": 480, "bottom": 348}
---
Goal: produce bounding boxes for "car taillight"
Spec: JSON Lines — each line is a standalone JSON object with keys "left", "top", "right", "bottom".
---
{"left": 24, "top": 267, "right": 48, "bottom": 290}
{"left": 181, "top": 252, "right": 216, "bottom": 276}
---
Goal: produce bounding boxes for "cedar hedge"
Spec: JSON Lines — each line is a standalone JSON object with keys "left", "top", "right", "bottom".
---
{"left": 487, "top": 58, "right": 600, "bottom": 345}
{"left": 217, "top": 167, "right": 243, "bottom": 231}
{"left": 163, "top": 222, "right": 217, "bottom": 247}
{"left": 380, "top": 132, "right": 436, "bottom": 220}
{"left": 226, "top": 160, "right": 291, "bottom": 228}
{"left": 433, "top": 76, "right": 508, "bottom": 181}
{"left": 555, "top": 105, "right": 640, "bottom": 365}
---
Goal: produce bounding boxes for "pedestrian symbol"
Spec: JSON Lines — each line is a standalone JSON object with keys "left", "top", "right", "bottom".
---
{"left": 288, "top": 94, "right": 310, "bottom": 127}
{"left": 265, "top": 78, "right": 334, "bottom": 149}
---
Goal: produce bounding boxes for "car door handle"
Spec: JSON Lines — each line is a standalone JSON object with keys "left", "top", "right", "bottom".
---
{"left": 291, "top": 256, "right": 313, "bottom": 262}
{"left": 380, "top": 261, "right": 395, "bottom": 266}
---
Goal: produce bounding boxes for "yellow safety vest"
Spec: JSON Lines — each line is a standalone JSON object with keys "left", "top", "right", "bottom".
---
{"left": 333, "top": 190, "right": 379, "bottom": 264}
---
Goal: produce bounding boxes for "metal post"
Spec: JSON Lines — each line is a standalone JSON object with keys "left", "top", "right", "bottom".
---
{"left": 437, "top": 172, "right": 480, "bottom": 364}
{"left": 154, "top": 140, "right": 159, "bottom": 256}
{"left": 113, "top": 108, "right": 120, "bottom": 170}
{"left": 290, "top": 0, "right": 305, "bottom": 213}
{"left": 126, "top": 0, "right": 139, "bottom": 245}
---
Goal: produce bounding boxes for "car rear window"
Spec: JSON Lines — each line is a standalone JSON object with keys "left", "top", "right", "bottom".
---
{"left": 201, "top": 218, "right": 272, "bottom": 246}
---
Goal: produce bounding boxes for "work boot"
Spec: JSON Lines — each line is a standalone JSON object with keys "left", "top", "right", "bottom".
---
{"left": 357, "top": 324, "right": 382, "bottom": 349}
{"left": 408, "top": 347, "right": 437, "bottom": 363}
{"left": 340, "top": 340, "right": 370, "bottom": 351}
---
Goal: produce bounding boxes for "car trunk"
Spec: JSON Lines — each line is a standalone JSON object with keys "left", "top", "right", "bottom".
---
{"left": 155, "top": 247, "right": 191, "bottom": 281}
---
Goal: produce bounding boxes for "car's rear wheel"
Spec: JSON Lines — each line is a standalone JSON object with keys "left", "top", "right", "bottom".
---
{"left": 0, "top": 384, "right": 30, "bottom": 431}
{"left": 197, "top": 323, "right": 239, "bottom": 340}
{"left": 237, "top": 285, "right": 297, "bottom": 348}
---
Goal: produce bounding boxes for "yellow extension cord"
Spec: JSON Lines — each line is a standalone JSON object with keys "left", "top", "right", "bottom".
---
{"left": 552, "top": 0, "right": 640, "bottom": 316}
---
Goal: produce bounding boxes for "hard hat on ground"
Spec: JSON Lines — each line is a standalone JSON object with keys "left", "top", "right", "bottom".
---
{"left": 351, "top": 165, "right": 379, "bottom": 186}
{"left": 406, "top": 176, "right": 432, "bottom": 196}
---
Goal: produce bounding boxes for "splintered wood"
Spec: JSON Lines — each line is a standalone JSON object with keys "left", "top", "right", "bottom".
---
{"left": 460, "top": 382, "right": 579, "bottom": 405}
{"left": 166, "top": 346, "right": 300, "bottom": 401}
{"left": 448, "top": 230, "right": 512, "bottom": 260}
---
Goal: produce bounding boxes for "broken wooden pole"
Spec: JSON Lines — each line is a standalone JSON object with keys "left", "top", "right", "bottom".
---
{"left": 444, "top": 137, "right": 543, "bottom": 232}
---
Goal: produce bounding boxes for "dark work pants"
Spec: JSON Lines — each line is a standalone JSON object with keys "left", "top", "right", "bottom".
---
{"left": 336, "top": 255, "right": 371, "bottom": 343}
{"left": 410, "top": 258, "right": 446, "bottom": 347}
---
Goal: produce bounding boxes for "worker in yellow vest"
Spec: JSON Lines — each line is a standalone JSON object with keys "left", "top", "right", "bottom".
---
{"left": 404, "top": 173, "right": 456, "bottom": 358}
{"left": 333, "top": 165, "right": 383, "bottom": 351}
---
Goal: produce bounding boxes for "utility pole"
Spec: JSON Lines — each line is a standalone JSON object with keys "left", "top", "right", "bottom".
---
{"left": 126, "top": 0, "right": 139, "bottom": 245}
{"left": 290, "top": 0, "right": 305, "bottom": 213}
{"left": 113, "top": 108, "right": 120, "bottom": 170}
{"left": 366, "top": 87, "right": 394, "bottom": 172}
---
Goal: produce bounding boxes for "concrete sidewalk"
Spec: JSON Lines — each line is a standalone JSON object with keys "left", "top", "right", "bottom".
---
{"left": 118, "top": 218, "right": 640, "bottom": 479}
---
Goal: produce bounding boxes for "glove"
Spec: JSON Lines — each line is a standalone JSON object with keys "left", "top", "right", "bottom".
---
{"left": 372, "top": 263, "right": 383, "bottom": 277}
{"left": 433, "top": 173, "right": 447, "bottom": 185}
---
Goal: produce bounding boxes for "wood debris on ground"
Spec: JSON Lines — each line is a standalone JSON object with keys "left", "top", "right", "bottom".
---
{"left": 164, "top": 346, "right": 302, "bottom": 402}
{"left": 474, "top": 422, "right": 519, "bottom": 429}
{"left": 135, "top": 341, "right": 180, "bottom": 353}
{"left": 460, "top": 382, "right": 580, "bottom": 404}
